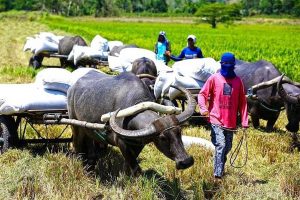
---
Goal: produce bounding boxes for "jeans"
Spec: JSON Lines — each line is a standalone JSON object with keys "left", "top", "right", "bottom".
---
{"left": 211, "top": 124, "right": 233, "bottom": 177}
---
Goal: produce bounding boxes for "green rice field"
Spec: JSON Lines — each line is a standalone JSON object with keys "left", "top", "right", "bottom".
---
{"left": 41, "top": 15, "right": 300, "bottom": 81}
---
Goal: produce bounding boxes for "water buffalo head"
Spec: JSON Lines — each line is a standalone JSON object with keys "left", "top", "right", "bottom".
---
{"left": 277, "top": 75, "right": 300, "bottom": 132}
{"left": 110, "top": 85, "right": 195, "bottom": 170}
{"left": 131, "top": 57, "right": 158, "bottom": 77}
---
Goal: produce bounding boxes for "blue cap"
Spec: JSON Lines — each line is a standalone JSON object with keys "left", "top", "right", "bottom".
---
{"left": 220, "top": 52, "right": 235, "bottom": 67}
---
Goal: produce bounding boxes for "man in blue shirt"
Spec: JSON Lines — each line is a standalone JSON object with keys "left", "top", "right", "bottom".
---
{"left": 167, "top": 35, "right": 204, "bottom": 61}
{"left": 154, "top": 31, "right": 171, "bottom": 65}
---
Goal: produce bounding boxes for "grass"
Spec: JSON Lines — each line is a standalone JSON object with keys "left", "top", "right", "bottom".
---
{"left": 0, "top": 11, "right": 299, "bottom": 199}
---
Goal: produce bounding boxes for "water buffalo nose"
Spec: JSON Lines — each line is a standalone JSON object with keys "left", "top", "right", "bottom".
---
{"left": 176, "top": 156, "right": 194, "bottom": 170}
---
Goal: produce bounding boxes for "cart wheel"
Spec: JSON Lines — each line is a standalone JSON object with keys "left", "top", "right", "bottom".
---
{"left": 29, "top": 55, "right": 43, "bottom": 69}
{"left": 32, "top": 60, "right": 42, "bottom": 69}
{"left": 0, "top": 116, "right": 18, "bottom": 154}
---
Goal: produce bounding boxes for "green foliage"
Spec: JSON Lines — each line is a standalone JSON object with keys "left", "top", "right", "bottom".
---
{"left": 195, "top": 3, "right": 242, "bottom": 28}
{"left": 241, "top": 0, "right": 300, "bottom": 16}
{"left": 0, "top": 0, "right": 299, "bottom": 17}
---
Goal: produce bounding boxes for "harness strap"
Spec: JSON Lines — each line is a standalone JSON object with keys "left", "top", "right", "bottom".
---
{"left": 93, "top": 129, "right": 108, "bottom": 143}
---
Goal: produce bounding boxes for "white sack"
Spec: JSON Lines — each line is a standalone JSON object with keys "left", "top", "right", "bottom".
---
{"left": 34, "top": 38, "right": 59, "bottom": 55}
{"left": 91, "top": 35, "right": 109, "bottom": 52}
{"left": 37, "top": 32, "right": 62, "bottom": 44}
{"left": 172, "top": 58, "right": 221, "bottom": 82}
{"left": 108, "top": 55, "right": 132, "bottom": 73}
{"left": 0, "top": 84, "right": 67, "bottom": 115}
{"left": 72, "top": 45, "right": 107, "bottom": 65}
{"left": 35, "top": 68, "right": 71, "bottom": 93}
{"left": 119, "top": 48, "right": 156, "bottom": 64}
{"left": 108, "top": 41, "right": 123, "bottom": 51}
{"left": 67, "top": 47, "right": 75, "bottom": 61}
{"left": 169, "top": 75, "right": 204, "bottom": 100}
{"left": 153, "top": 60, "right": 173, "bottom": 74}
{"left": 23, "top": 37, "right": 36, "bottom": 52}
{"left": 153, "top": 71, "right": 175, "bottom": 99}
{"left": 24, "top": 32, "right": 62, "bottom": 53}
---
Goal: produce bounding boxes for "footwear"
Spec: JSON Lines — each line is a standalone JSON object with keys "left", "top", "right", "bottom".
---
{"left": 214, "top": 176, "right": 223, "bottom": 184}
{"left": 214, "top": 175, "right": 222, "bottom": 179}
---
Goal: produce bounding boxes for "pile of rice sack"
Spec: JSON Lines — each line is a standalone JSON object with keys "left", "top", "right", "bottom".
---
{"left": 24, "top": 33, "right": 124, "bottom": 65}
{"left": 23, "top": 33, "right": 220, "bottom": 101}
{"left": 23, "top": 32, "right": 63, "bottom": 55}
{"left": 67, "top": 35, "right": 124, "bottom": 65}
{"left": 154, "top": 58, "right": 221, "bottom": 100}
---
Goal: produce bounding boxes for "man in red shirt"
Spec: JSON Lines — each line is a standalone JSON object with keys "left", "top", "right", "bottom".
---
{"left": 198, "top": 52, "right": 248, "bottom": 180}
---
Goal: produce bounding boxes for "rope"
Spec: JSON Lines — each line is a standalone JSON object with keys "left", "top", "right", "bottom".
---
{"left": 229, "top": 128, "right": 248, "bottom": 168}
{"left": 258, "top": 100, "right": 285, "bottom": 112}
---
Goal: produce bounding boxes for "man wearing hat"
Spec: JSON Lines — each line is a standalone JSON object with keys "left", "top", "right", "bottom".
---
{"left": 197, "top": 52, "right": 248, "bottom": 180}
{"left": 166, "top": 34, "right": 204, "bottom": 61}
{"left": 154, "top": 31, "right": 171, "bottom": 65}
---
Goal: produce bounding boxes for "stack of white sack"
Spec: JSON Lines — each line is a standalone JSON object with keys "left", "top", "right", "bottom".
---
{"left": 108, "top": 47, "right": 172, "bottom": 73}
{"left": 23, "top": 32, "right": 63, "bottom": 55}
{"left": 68, "top": 45, "right": 109, "bottom": 65}
{"left": 67, "top": 35, "right": 124, "bottom": 65}
{"left": 154, "top": 58, "right": 221, "bottom": 100}
{"left": 0, "top": 68, "right": 100, "bottom": 115}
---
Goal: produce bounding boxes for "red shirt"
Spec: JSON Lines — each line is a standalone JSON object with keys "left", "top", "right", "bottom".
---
{"left": 198, "top": 73, "right": 248, "bottom": 129}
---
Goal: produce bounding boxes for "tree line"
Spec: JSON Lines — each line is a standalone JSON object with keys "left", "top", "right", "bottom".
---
{"left": 0, "top": 0, "right": 299, "bottom": 17}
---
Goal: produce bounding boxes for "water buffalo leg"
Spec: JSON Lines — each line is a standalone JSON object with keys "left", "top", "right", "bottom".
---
{"left": 291, "top": 132, "right": 300, "bottom": 150}
{"left": 117, "top": 139, "right": 144, "bottom": 175}
{"left": 251, "top": 115, "right": 260, "bottom": 129}
{"left": 266, "top": 115, "right": 278, "bottom": 132}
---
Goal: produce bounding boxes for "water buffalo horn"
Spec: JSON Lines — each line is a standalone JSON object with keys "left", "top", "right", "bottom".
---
{"left": 277, "top": 74, "right": 300, "bottom": 104}
{"left": 171, "top": 85, "right": 197, "bottom": 123}
{"left": 109, "top": 108, "right": 158, "bottom": 138}
{"left": 101, "top": 102, "right": 181, "bottom": 122}
{"left": 251, "top": 75, "right": 291, "bottom": 92}
{"left": 136, "top": 74, "right": 156, "bottom": 80}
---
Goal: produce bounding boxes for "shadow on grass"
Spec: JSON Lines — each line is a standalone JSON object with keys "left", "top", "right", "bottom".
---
{"left": 93, "top": 150, "right": 192, "bottom": 199}
{"left": 143, "top": 169, "right": 190, "bottom": 200}
{"left": 19, "top": 143, "right": 72, "bottom": 157}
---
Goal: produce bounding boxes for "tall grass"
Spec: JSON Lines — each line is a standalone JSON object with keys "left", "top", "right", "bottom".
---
{"left": 0, "top": 12, "right": 299, "bottom": 199}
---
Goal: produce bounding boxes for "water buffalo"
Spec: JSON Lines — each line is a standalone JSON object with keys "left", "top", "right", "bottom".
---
{"left": 277, "top": 75, "right": 300, "bottom": 133}
{"left": 67, "top": 70, "right": 195, "bottom": 175}
{"left": 58, "top": 36, "right": 87, "bottom": 68}
{"left": 235, "top": 59, "right": 300, "bottom": 132}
